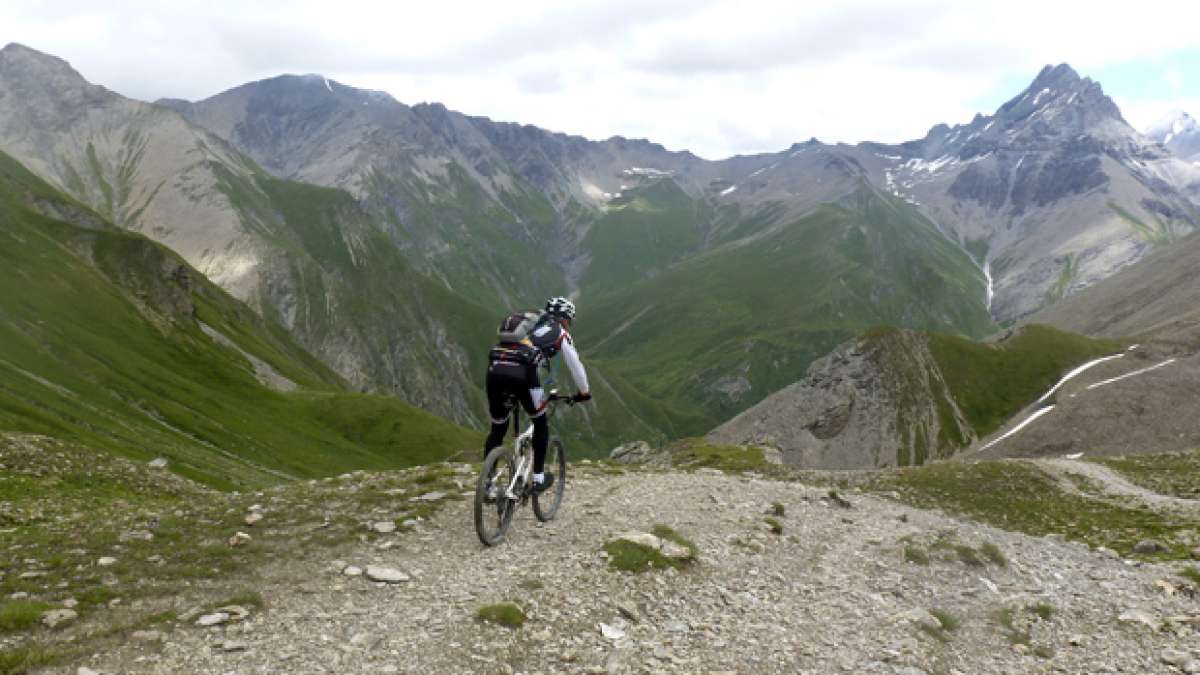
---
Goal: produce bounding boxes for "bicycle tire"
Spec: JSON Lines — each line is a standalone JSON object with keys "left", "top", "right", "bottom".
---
{"left": 475, "top": 445, "right": 518, "bottom": 546}
{"left": 533, "top": 435, "right": 566, "bottom": 522}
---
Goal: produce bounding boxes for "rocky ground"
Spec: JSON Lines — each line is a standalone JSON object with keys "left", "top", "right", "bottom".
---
{"left": 60, "top": 465, "right": 1200, "bottom": 674}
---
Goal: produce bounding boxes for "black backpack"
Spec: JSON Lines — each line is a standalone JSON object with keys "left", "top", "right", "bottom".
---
{"left": 497, "top": 310, "right": 544, "bottom": 344}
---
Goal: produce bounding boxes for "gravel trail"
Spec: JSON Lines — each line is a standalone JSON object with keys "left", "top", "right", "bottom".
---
{"left": 79, "top": 469, "right": 1200, "bottom": 674}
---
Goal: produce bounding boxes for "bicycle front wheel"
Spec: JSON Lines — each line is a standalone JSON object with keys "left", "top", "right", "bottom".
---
{"left": 475, "top": 445, "right": 517, "bottom": 546}
{"left": 533, "top": 435, "right": 566, "bottom": 522}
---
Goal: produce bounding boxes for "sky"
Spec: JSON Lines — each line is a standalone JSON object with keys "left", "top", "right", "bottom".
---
{"left": 3, "top": 0, "right": 1198, "bottom": 159}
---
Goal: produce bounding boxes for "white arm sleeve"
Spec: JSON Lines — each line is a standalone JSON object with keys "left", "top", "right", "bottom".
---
{"left": 560, "top": 332, "right": 589, "bottom": 394}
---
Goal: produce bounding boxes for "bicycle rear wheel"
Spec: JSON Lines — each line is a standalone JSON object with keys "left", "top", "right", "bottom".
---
{"left": 533, "top": 435, "right": 566, "bottom": 522}
{"left": 475, "top": 445, "right": 517, "bottom": 546}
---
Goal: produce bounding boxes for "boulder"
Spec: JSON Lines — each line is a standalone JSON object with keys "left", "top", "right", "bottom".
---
{"left": 42, "top": 608, "right": 78, "bottom": 629}
{"left": 365, "top": 565, "right": 410, "bottom": 583}
{"left": 609, "top": 441, "right": 654, "bottom": 465}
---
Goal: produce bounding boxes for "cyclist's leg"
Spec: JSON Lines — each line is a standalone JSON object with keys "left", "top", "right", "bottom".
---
{"left": 516, "top": 385, "right": 550, "bottom": 476}
{"left": 483, "top": 371, "right": 514, "bottom": 459}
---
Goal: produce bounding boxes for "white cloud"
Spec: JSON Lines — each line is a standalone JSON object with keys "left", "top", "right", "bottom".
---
{"left": 2, "top": 0, "right": 1198, "bottom": 158}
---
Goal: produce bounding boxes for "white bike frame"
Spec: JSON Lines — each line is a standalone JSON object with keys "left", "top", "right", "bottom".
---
{"left": 504, "top": 422, "right": 536, "bottom": 500}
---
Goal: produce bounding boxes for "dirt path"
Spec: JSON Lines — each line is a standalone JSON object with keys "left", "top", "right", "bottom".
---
{"left": 77, "top": 469, "right": 1199, "bottom": 674}
{"left": 1033, "top": 458, "right": 1200, "bottom": 518}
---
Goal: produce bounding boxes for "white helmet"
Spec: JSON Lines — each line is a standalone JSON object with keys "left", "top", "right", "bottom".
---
{"left": 545, "top": 296, "right": 576, "bottom": 320}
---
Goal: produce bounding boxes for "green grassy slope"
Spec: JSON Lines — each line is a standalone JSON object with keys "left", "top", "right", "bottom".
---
{"left": 0, "top": 150, "right": 479, "bottom": 489}
{"left": 580, "top": 179, "right": 708, "bottom": 294}
{"left": 928, "top": 324, "right": 1122, "bottom": 438}
{"left": 577, "top": 184, "right": 997, "bottom": 435}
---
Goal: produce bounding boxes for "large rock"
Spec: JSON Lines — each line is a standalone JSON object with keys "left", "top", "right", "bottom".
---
{"left": 365, "top": 566, "right": 410, "bottom": 583}
{"left": 42, "top": 608, "right": 78, "bottom": 629}
{"left": 609, "top": 441, "right": 654, "bottom": 465}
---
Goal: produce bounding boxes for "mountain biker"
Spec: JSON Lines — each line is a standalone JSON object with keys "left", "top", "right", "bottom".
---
{"left": 484, "top": 296, "right": 591, "bottom": 495}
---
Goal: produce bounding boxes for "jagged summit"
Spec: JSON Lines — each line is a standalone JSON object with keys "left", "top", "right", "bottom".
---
{"left": 1028, "top": 62, "right": 1083, "bottom": 90}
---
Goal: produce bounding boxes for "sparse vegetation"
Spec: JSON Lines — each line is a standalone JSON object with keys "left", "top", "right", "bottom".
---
{"left": 871, "top": 460, "right": 1197, "bottom": 559}
{"left": 953, "top": 544, "right": 984, "bottom": 567}
{"left": 604, "top": 526, "right": 697, "bottom": 574}
{"left": 476, "top": 602, "right": 525, "bottom": 628}
{"left": 0, "top": 436, "right": 470, "bottom": 662}
{"left": 663, "top": 440, "right": 786, "bottom": 476}
{"left": 651, "top": 525, "right": 699, "bottom": 560}
{"left": 931, "top": 608, "right": 961, "bottom": 632}
{"left": 920, "top": 608, "right": 961, "bottom": 642}
{"left": 827, "top": 489, "right": 852, "bottom": 508}
{"left": 764, "top": 517, "right": 784, "bottom": 535}
{"left": 980, "top": 542, "right": 1007, "bottom": 567}
{"left": 0, "top": 645, "right": 58, "bottom": 675}
{"left": 770, "top": 502, "right": 786, "bottom": 517}
{"left": 1032, "top": 602, "right": 1054, "bottom": 621}
{"left": 904, "top": 545, "right": 930, "bottom": 565}
{"left": 0, "top": 601, "right": 50, "bottom": 633}
{"left": 1180, "top": 567, "right": 1200, "bottom": 585}
{"left": 996, "top": 607, "right": 1031, "bottom": 646}
{"left": 518, "top": 579, "right": 545, "bottom": 591}
{"left": 1094, "top": 450, "right": 1200, "bottom": 500}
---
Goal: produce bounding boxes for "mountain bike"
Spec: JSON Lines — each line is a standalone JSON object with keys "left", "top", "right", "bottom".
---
{"left": 474, "top": 390, "right": 574, "bottom": 546}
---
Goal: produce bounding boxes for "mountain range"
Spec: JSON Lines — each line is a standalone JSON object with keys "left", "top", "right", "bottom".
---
{"left": 3, "top": 42, "right": 1200, "bottom": 461}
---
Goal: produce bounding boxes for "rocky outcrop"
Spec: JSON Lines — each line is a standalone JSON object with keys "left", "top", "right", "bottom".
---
{"left": 707, "top": 330, "right": 975, "bottom": 469}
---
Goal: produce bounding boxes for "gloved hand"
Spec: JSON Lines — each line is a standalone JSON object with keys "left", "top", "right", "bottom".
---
{"left": 573, "top": 391, "right": 592, "bottom": 403}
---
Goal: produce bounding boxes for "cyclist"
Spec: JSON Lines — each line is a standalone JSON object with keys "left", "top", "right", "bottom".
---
{"left": 484, "top": 296, "right": 591, "bottom": 495}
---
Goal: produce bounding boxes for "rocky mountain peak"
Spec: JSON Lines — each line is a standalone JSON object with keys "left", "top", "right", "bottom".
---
{"left": 1029, "top": 62, "right": 1083, "bottom": 90}
{"left": 997, "top": 63, "right": 1124, "bottom": 128}
{"left": 0, "top": 42, "right": 94, "bottom": 92}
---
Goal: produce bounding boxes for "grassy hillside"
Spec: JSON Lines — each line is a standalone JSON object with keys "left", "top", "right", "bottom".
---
{"left": 928, "top": 324, "right": 1122, "bottom": 438}
{"left": 0, "top": 150, "right": 480, "bottom": 489}
{"left": 580, "top": 179, "right": 709, "bottom": 293}
{"left": 577, "top": 184, "right": 997, "bottom": 435}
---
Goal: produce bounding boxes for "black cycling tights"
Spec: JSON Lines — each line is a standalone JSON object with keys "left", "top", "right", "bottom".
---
{"left": 483, "top": 413, "right": 549, "bottom": 474}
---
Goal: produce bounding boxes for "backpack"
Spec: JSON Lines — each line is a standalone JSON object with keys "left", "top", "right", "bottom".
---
{"left": 497, "top": 310, "right": 544, "bottom": 344}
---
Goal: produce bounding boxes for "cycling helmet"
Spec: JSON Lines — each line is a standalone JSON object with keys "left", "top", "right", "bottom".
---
{"left": 545, "top": 296, "right": 576, "bottom": 320}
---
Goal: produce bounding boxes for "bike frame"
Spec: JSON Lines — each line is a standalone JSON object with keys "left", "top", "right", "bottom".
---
{"left": 502, "top": 391, "right": 564, "bottom": 501}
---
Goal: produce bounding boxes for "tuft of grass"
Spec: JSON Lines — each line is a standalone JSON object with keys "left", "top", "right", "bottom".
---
{"left": 518, "top": 579, "right": 545, "bottom": 591}
{"left": 213, "top": 590, "right": 264, "bottom": 610}
{"left": 0, "top": 644, "right": 60, "bottom": 674}
{"left": 650, "top": 525, "right": 699, "bottom": 559}
{"left": 1032, "top": 602, "right": 1054, "bottom": 621}
{"left": 980, "top": 541, "right": 1007, "bottom": 567}
{"left": 770, "top": 502, "right": 786, "bottom": 517}
{"left": 919, "top": 609, "right": 960, "bottom": 643}
{"left": 604, "top": 526, "right": 697, "bottom": 574}
{"left": 954, "top": 544, "right": 984, "bottom": 567}
{"left": 931, "top": 608, "right": 961, "bottom": 632}
{"left": 764, "top": 517, "right": 784, "bottom": 535}
{"left": 476, "top": 602, "right": 525, "bottom": 628}
{"left": 904, "top": 545, "right": 930, "bottom": 565}
{"left": 827, "top": 489, "right": 852, "bottom": 509}
{"left": 1180, "top": 567, "right": 1200, "bottom": 585}
{"left": 996, "top": 607, "right": 1031, "bottom": 646}
{"left": 0, "top": 601, "right": 50, "bottom": 633}
{"left": 603, "top": 541, "right": 677, "bottom": 574}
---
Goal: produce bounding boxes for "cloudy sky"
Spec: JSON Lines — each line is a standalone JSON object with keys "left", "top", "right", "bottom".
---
{"left": 3, "top": 0, "right": 1198, "bottom": 159}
